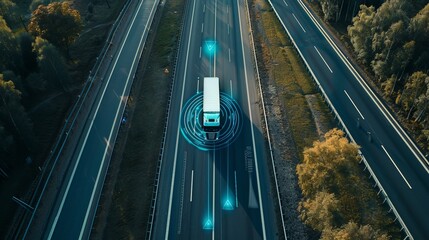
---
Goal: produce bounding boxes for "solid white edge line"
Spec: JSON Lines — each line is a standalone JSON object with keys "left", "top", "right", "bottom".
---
{"left": 212, "top": 149, "right": 216, "bottom": 240}
{"left": 247, "top": 0, "right": 287, "bottom": 238}
{"left": 344, "top": 90, "right": 365, "bottom": 120}
{"left": 190, "top": 170, "right": 194, "bottom": 202}
{"left": 292, "top": 13, "right": 306, "bottom": 33}
{"left": 381, "top": 145, "right": 412, "bottom": 189}
{"left": 213, "top": 2, "right": 217, "bottom": 239}
{"left": 237, "top": 0, "right": 267, "bottom": 239}
{"left": 297, "top": 0, "right": 428, "bottom": 173}
{"left": 79, "top": 1, "right": 158, "bottom": 239}
{"left": 165, "top": 0, "right": 197, "bottom": 239}
{"left": 47, "top": 0, "right": 147, "bottom": 238}
{"left": 313, "top": 45, "right": 333, "bottom": 73}
{"left": 214, "top": 0, "right": 217, "bottom": 77}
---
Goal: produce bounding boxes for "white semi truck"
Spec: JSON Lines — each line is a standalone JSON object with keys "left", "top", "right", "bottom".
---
{"left": 203, "top": 77, "right": 220, "bottom": 140}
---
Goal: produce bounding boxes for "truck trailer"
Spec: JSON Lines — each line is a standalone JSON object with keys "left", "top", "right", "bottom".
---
{"left": 203, "top": 77, "right": 220, "bottom": 140}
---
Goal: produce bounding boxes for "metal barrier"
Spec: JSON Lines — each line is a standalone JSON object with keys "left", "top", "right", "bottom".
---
{"left": 267, "top": 0, "right": 412, "bottom": 239}
{"left": 15, "top": 0, "right": 135, "bottom": 238}
{"left": 244, "top": 0, "right": 288, "bottom": 239}
{"left": 145, "top": 1, "right": 188, "bottom": 239}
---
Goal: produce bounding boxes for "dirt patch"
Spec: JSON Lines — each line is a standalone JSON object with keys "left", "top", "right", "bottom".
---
{"left": 305, "top": 94, "right": 333, "bottom": 138}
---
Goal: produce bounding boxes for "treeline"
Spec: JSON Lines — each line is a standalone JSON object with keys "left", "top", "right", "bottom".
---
{"left": 0, "top": 1, "right": 81, "bottom": 169}
{"left": 314, "top": 0, "right": 429, "bottom": 151}
{"left": 297, "top": 129, "right": 398, "bottom": 239}
{"left": 314, "top": 0, "right": 384, "bottom": 23}
{"left": 347, "top": 0, "right": 429, "bottom": 150}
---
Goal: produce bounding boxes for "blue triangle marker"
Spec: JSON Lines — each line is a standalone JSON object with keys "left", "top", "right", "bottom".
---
{"left": 203, "top": 219, "right": 213, "bottom": 230}
{"left": 223, "top": 199, "right": 234, "bottom": 210}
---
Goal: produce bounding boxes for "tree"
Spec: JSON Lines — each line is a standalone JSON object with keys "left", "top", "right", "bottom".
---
{"left": 299, "top": 191, "right": 341, "bottom": 231}
{"left": 33, "top": 37, "right": 71, "bottom": 92}
{"left": 0, "top": 16, "right": 19, "bottom": 71}
{"left": 348, "top": 5, "right": 376, "bottom": 65}
{"left": 19, "top": 32, "right": 38, "bottom": 74}
{"left": 0, "top": 74, "right": 34, "bottom": 152}
{"left": 319, "top": 0, "right": 339, "bottom": 21}
{"left": 410, "top": 3, "right": 429, "bottom": 70}
{"left": 296, "top": 129, "right": 361, "bottom": 198}
{"left": 400, "top": 71, "right": 428, "bottom": 119}
{"left": 0, "top": 122, "right": 14, "bottom": 159}
{"left": 0, "top": 0, "right": 17, "bottom": 26}
{"left": 28, "top": 2, "right": 82, "bottom": 55}
{"left": 321, "top": 222, "right": 390, "bottom": 240}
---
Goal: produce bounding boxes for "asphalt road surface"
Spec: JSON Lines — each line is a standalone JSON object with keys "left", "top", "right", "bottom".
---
{"left": 269, "top": 0, "right": 429, "bottom": 239}
{"left": 30, "top": 1, "right": 159, "bottom": 239}
{"left": 151, "top": 0, "right": 279, "bottom": 239}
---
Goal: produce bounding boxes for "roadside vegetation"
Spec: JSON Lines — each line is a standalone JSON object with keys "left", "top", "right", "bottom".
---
{"left": 250, "top": 0, "right": 401, "bottom": 238}
{"left": 92, "top": 0, "right": 185, "bottom": 239}
{"left": 297, "top": 129, "right": 399, "bottom": 239}
{"left": 308, "top": 0, "right": 429, "bottom": 153}
{"left": 0, "top": 0, "right": 124, "bottom": 236}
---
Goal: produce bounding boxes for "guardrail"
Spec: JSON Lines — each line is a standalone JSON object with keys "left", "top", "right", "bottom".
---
{"left": 267, "top": 0, "right": 412, "bottom": 239}
{"left": 145, "top": 1, "right": 188, "bottom": 239}
{"left": 10, "top": 0, "right": 135, "bottom": 238}
{"left": 243, "top": 0, "right": 288, "bottom": 239}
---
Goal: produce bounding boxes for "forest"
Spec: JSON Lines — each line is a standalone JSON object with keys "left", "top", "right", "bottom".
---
{"left": 0, "top": 0, "right": 82, "bottom": 174}
{"left": 313, "top": 0, "right": 429, "bottom": 151}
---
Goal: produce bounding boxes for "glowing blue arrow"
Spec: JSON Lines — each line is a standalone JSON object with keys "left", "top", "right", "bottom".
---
{"left": 223, "top": 199, "right": 234, "bottom": 211}
{"left": 203, "top": 218, "right": 213, "bottom": 230}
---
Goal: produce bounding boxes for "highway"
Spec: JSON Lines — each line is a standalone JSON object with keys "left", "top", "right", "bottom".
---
{"left": 23, "top": 0, "right": 159, "bottom": 239}
{"left": 269, "top": 0, "right": 429, "bottom": 239}
{"left": 151, "top": 0, "right": 279, "bottom": 239}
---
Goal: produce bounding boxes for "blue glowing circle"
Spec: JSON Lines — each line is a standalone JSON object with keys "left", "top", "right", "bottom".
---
{"left": 180, "top": 92, "right": 242, "bottom": 151}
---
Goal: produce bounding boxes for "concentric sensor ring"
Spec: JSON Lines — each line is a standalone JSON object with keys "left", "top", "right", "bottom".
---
{"left": 180, "top": 92, "right": 242, "bottom": 151}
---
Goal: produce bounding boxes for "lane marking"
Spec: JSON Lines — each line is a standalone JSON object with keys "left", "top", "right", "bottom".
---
{"left": 294, "top": 0, "right": 429, "bottom": 173}
{"left": 199, "top": 46, "right": 202, "bottom": 58}
{"left": 197, "top": 78, "right": 200, "bottom": 93}
{"left": 344, "top": 90, "right": 365, "bottom": 120}
{"left": 190, "top": 170, "right": 194, "bottom": 202}
{"left": 314, "top": 46, "right": 333, "bottom": 73}
{"left": 201, "top": 22, "right": 204, "bottom": 33}
{"left": 283, "top": 0, "right": 288, "bottom": 6}
{"left": 292, "top": 13, "right": 306, "bottom": 33}
{"left": 228, "top": 24, "right": 230, "bottom": 35}
{"left": 381, "top": 145, "right": 412, "bottom": 189}
{"left": 79, "top": 3, "right": 159, "bottom": 238}
{"left": 237, "top": 0, "right": 267, "bottom": 238}
{"left": 230, "top": 79, "right": 233, "bottom": 97}
{"left": 203, "top": 3, "right": 205, "bottom": 13}
{"left": 234, "top": 170, "right": 238, "bottom": 208}
{"left": 165, "top": 0, "right": 197, "bottom": 238}
{"left": 48, "top": 0, "right": 150, "bottom": 237}
{"left": 229, "top": 48, "right": 231, "bottom": 62}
